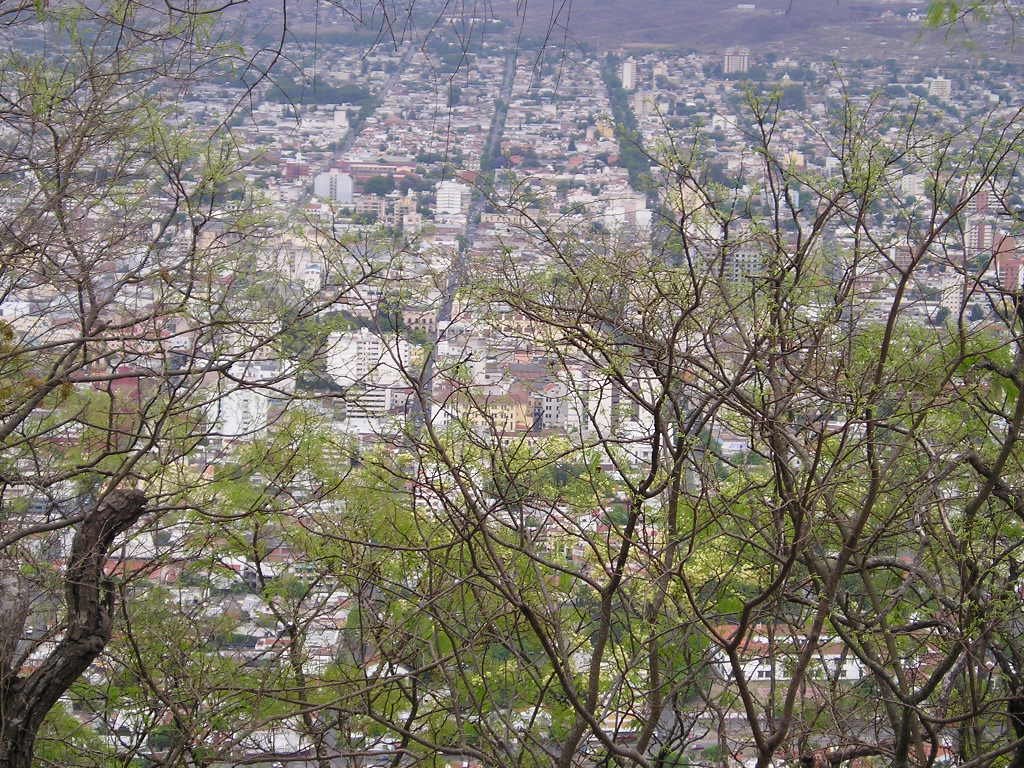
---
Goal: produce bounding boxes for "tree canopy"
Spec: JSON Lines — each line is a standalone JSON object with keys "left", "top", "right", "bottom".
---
{"left": 1, "top": 2, "right": 1024, "bottom": 768}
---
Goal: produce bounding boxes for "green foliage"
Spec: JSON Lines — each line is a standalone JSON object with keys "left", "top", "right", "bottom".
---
{"left": 268, "top": 76, "right": 373, "bottom": 107}
{"left": 600, "top": 54, "right": 653, "bottom": 192}
{"left": 34, "top": 704, "right": 117, "bottom": 768}
{"left": 363, "top": 175, "right": 396, "bottom": 196}
{"left": 925, "top": 1, "right": 983, "bottom": 25}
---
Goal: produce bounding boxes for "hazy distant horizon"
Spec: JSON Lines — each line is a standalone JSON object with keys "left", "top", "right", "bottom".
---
{"left": 483, "top": 0, "right": 1007, "bottom": 61}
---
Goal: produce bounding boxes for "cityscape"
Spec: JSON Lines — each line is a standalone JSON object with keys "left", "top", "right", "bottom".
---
{"left": 2, "top": 1, "right": 1024, "bottom": 767}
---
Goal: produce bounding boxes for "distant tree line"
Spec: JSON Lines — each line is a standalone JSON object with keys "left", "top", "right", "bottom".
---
{"left": 269, "top": 77, "right": 374, "bottom": 107}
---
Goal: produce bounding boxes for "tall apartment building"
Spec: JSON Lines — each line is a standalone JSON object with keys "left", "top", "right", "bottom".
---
{"left": 435, "top": 180, "right": 471, "bottom": 216}
{"left": 621, "top": 58, "right": 637, "bottom": 91}
{"left": 313, "top": 170, "right": 354, "bottom": 204}
{"left": 724, "top": 49, "right": 751, "bottom": 75}
{"left": 965, "top": 190, "right": 993, "bottom": 261}
{"left": 928, "top": 76, "right": 952, "bottom": 99}
{"left": 995, "top": 234, "right": 1024, "bottom": 292}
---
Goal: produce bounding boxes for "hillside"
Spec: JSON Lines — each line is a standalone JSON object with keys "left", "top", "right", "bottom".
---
{"left": 491, "top": 0, "right": 1012, "bottom": 61}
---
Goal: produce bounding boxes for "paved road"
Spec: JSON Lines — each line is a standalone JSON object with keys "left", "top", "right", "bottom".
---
{"left": 459, "top": 48, "right": 517, "bottom": 265}
{"left": 416, "top": 47, "right": 518, "bottom": 422}
{"left": 336, "top": 41, "right": 416, "bottom": 157}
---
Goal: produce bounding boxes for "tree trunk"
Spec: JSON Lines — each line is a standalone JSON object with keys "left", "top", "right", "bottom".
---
{"left": 0, "top": 489, "right": 146, "bottom": 768}
{"left": 1008, "top": 693, "right": 1024, "bottom": 768}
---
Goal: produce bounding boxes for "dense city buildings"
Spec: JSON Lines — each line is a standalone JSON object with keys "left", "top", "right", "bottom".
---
{"left": 4, "top": 2, "right": 1024, "bottom": 767}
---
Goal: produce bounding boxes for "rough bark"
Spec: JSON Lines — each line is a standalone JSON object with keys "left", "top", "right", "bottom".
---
{"left": 798, "top": 742, "right": 895, "bottom": 768}
{"left": 1008, "top": 693, "right": 1024, "bottom": 768}
{"left": 0, "top": 488, "right": 146, "bottom": 768}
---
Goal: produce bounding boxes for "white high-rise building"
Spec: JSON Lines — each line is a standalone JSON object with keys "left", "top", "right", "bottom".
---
{"left": 209, "top": 360, "right": 295, "bottom": 441}
{"left": 326, "top": 328, "right": 412, "bottom": 388}
{"left": 724, "top": 49, "right": 751, "bottom": 75}
{"left": 928, "top": 76, "right": 952, "bottom": 99}
{"left": 326, "top": 328, "right": 416, "bottom": 423}
{"left": 435, "top": 180, "right": 470, "bottom": 216}
{"left": 621, "top": 58, "right": 637, "bottom": 91}
{"left": 313, "top": 170, "right": 354, "bottom": 204}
